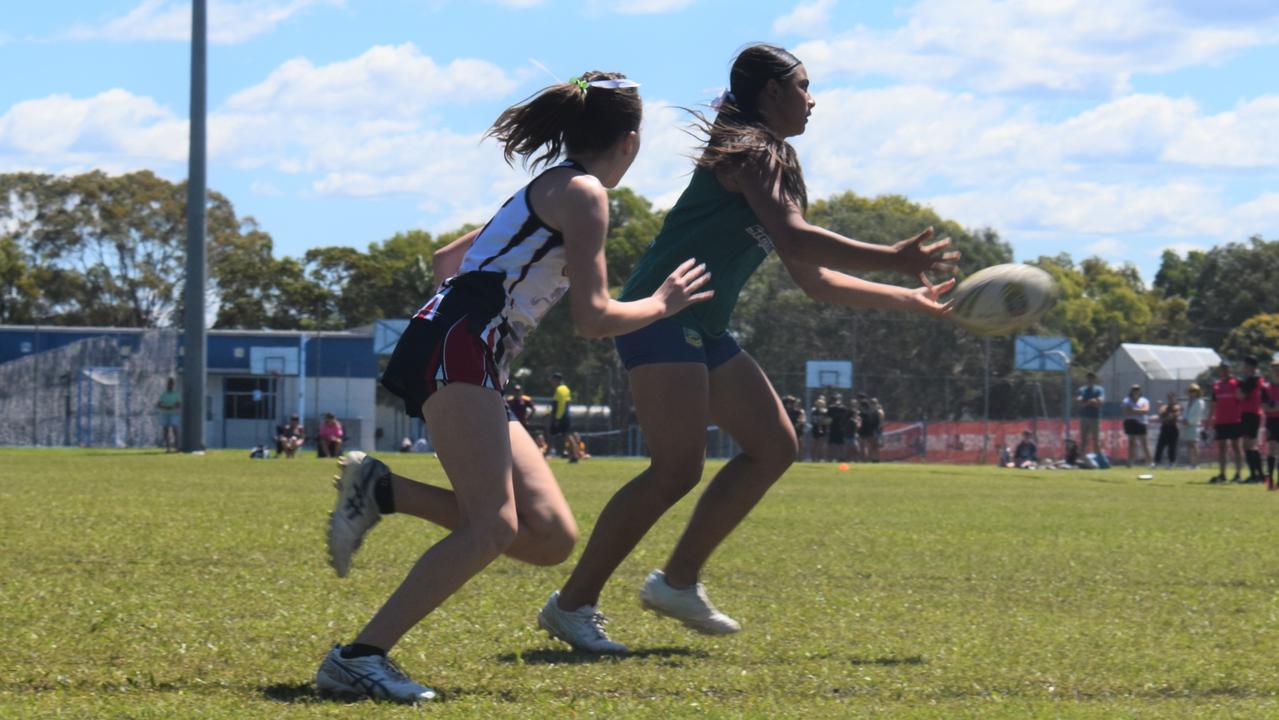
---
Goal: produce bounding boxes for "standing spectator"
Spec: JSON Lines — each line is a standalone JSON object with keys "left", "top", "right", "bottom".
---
{"left": 548, "top": 372, "right": 579, "bottom": 463}
{"left": 1076, "top": 371, "right": 1104, "bottom": 458}
{"left": 1121, "top": 385, "right": 1152, "bottom": 468}
{"left": 826, "top": 394, "right": 850, "bottom": 462}
{"left": 1209, "top": 361, "right": 1244, "bottom": 483}
{"left": 1238, "top": 355, "right": 1266, "bottom": 483}
{"left": 506, "top": 384, "right": 536, "bottom": 428}
{"left": 1182, "top": 383, "right": 1207, "bottom": 469}
{"left": 1153, "top": 391, "right": 1181, "bottom": 468}
{"left": 318, "top": 412, "right": 345, "bottom": 458}
{"left": 858, "top": 395, "right": 883, "bottom": 463}
{"left": 276, "top": 413, "right": 305, "bottom": 458}
{"left": 808, "top": 396, "right": 828, "bottom": 462}
{"left": 1266, "top": 362, "right": 1279, "bottom": 489}
{"left": 156, "top": 377, "right": 181, "bottom": 453}
{"left": 1012, "top": 430, "right": 1038, "bottom": 468}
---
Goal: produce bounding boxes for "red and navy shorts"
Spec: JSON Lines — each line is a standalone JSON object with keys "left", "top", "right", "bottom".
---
{"left": 382, "top": 272, "right": 509, "bottom": 419}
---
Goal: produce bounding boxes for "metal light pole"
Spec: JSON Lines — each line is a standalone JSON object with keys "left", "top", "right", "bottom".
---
{"left": 1046, "top": 350, "right": 1072, "bottom": 445}
{"left": 181, "top": 0, "right": 207, "bottom": 452}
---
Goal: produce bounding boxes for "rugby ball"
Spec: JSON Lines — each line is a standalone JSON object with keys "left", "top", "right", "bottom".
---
{"left": 948, "top": 264, "right": 1058, "bottom": 336}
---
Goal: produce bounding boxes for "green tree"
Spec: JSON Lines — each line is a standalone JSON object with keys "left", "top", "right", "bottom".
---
{"left": 1178, "top": 236, "right": 1279, "bottom": 348}
{"left": 1220, "top": 314, "right": 1279, "bottom": 365}
{"left": 0, "top": 234, "right": 40, "bottom": 324}
{"left": 0, "top": 170, "right": 285, "bottom": 329}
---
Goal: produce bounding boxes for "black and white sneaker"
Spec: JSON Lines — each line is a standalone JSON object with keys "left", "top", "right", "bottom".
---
{"left": 327, "top": 451, "right": 388, "bottom": 578}
{"left": 315, "top": 644, "right": 437, "bottom": 703}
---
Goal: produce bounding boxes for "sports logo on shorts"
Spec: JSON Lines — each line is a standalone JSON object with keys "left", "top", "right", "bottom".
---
{"left": 1000, "top": 282, "right": 1029, "bottom": 316}
{"left": 682, "top": 326, "right": 704, "bottom": 349}
{"left": 745, "top": 225, "right": 774, "bottom": 254}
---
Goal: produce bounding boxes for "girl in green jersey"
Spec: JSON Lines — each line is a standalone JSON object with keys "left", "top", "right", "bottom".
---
{"left": 537, "top": 44, "right": 959, "bottom": 652}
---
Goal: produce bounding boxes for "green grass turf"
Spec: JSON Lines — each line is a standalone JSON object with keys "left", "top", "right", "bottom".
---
{"left": 2, "top": 449, "right": 1277, "bottom": 718}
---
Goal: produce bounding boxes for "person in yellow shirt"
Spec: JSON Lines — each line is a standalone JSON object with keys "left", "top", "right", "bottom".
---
{"left": 549, "top": 372, "right": 580, "bottom": 463}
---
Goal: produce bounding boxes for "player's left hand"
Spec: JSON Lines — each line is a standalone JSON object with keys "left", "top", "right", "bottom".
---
{"left": 892, "top": 226, "right": 961, "bottom": 283}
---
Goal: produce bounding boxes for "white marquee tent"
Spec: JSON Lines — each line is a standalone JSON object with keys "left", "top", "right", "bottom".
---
{"left": 1093, "top": 343, "right": 1221, "bottom": 408}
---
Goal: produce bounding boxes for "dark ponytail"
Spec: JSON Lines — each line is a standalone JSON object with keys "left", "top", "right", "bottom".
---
{"left": 691, "top": 44, "right": 807, "bottom": 208}
{"left": 486, "top": 71, "right": 642, "bottom": 170}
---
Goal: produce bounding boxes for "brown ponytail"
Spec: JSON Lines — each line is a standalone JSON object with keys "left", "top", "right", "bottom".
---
{"left": 485, "top": 71, "right": 642, "bottom": 170}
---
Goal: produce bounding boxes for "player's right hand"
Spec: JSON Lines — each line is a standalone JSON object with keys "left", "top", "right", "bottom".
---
{"left": 656, "top": 258, "right": 714, "bottom": 315}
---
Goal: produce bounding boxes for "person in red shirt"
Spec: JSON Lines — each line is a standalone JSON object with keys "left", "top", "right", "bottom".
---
{"left": 1238, "top": 355, "right": 1266, "bottom": 483}
{"left": 1265, "top": 360, "right": 1279, "bottom": 489}
{"left": 1209, "top": 361, "right": 1244, "bottom": 483}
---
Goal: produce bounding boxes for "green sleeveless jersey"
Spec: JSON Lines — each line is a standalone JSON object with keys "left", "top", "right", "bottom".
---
{"left": 619, "top": 167, "right": 773, "bottom": 338}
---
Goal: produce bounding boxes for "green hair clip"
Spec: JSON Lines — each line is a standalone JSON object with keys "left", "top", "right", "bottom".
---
{"left": 569, "top": 77, "right": 589, "bottom": 94}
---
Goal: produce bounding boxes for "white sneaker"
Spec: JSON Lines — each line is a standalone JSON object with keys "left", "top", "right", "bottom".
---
{"left": 327, "top": 451, "right": 388, "bottom": 578}
{"left": 315, "top": 644, "right": 437, "bottom": 703}
{"left": 639, "top": 569, "right": 741, "bottom": 635}
{"left": 537, "top": 591, "right": 628, "bottom": 653}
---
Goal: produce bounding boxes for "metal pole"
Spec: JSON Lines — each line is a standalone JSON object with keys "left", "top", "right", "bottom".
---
{"left": 1063, "top": 365, "right": 1072, "bottom": 445}
{"left": 298, "top": 334, "right": 307, "bottom": 423}
{"left": 31, "top": 325, "right": 39, "bottom": 446}
{"left": 181, "top": 0, "right": 208, "bottom": 452}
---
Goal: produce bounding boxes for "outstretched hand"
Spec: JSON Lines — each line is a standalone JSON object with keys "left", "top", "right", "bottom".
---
{"left": 655, "top": 258, "right": 714, "bottom": 315}
{"left": 908, "top": 276, "right": 957, "bottom": 317}
{"left": 893, "top": 226, "right": 961, "bottom": 285}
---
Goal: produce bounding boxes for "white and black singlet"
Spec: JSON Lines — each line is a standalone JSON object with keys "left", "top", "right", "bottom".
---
{"left": 381, "top": 160, "right": 582, "bottom": 418}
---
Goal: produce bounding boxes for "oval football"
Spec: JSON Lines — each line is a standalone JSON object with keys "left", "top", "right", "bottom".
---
{"left": 948, "top": 264, "right": 1058, "bottom": 336}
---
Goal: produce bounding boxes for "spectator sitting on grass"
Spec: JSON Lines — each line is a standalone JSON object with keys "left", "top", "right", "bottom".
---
{"left": 275, "top": 414, "right": 304, "bottom": 458}
{"left": 318, "top": 412, "right": 344, "bottom": 458}
{"left": 1012, "top": 431, "right": 1038, "bottom": 468}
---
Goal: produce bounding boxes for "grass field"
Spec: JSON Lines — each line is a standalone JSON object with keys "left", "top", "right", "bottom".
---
{"left": 2, "top": 449, "right": 1278, "bottom": 719}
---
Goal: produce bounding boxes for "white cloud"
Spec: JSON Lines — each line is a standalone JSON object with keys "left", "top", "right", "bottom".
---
{"left": 618, "top": 102, "right": 703, "bottom": 209}
{"left": 773, "top": 0, "right": 836, "bottom": 37}
{"left": 1085, "top": 238, "right": 1125, "bottom": 256}
{"left": 611, "top": 0, "right": 696, "bottom": 14}
{"left": 1163, "top": 97, "right": 1279, "bottom": 167}
{"left": 68, "top": 0, "right": 342, "bottom": 45}
{"left": 1156, "top": 241, "right": 1209, "bottom": 257}
{"left": 1232, "top": 192, "right": 1279, "bottom": 232}
{"left": 226, "top": 44, "right": 515, "bottom": 119}
{"left": 0, "top": 89, "right": 186, "bottom": 170}
{"left": 794, "top": 0, "right": 1279, "bottom": 95}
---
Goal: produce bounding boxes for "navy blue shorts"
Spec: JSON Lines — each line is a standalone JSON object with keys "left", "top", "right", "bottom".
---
{"left": 614, "top": 316, "right": 742, "bottom": 371}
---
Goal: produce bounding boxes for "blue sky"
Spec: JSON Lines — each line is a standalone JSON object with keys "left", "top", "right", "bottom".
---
{"left": 2, "top": 1, "right": 1277, "bottom": 280}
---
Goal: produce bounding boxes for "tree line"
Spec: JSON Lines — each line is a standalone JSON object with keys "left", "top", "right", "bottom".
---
{"left": 2, "top": 170, "right": 1276, "bottom": 421}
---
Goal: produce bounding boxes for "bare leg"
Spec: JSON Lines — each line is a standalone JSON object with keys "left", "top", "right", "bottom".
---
{"left": 663, "top": 352, "right": 796, "bottom": 588}
{"left": 390, "top": 421, "right": 577, "bottom": 566}
{"left": 557, "top": 363, "right": 709, "bottom": 610}
{"left": 352, "top": 384, "right": 518, "bottom": 652}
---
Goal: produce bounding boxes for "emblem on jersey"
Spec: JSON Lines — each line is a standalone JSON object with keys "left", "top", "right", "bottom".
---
{"left": 745, "top": 224, "right": 774, "bottom": 254}
{"left": 682, "top": 327, "right": 704, "bottom": 349}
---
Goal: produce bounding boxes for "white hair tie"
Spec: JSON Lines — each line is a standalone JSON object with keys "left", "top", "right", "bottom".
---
{"left": 710, "top": 88, "right": 736, "bottom": 111}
